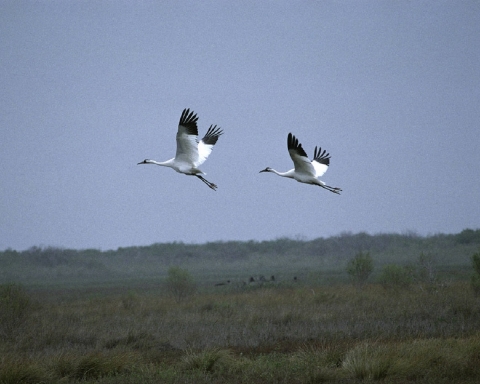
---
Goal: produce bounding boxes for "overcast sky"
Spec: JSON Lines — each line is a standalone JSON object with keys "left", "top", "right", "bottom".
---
{"left": 1, "top": 1, "right": 479, "bottom": 251}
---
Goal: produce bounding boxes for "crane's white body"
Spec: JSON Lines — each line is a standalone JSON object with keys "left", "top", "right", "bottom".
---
{"left": 260, "top": 133, "right": 342, "bottom": 194}
{"left": 138, "top": 108, "right": 223, "bottom": 190}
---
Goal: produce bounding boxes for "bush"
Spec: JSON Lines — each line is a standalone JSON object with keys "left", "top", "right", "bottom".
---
{"left": 377, "top": 264, "right": 412, "bottom": 290}
{"left": 0, "top": 284, "right": 32, "bottom": 339}
{"left": 471, "top": 274, "right": 480, "bottom": 297}
{"left": 471, "top": 249, "right": 480, "bottom": 296}
{"left": 472, "top": 249, "right": 480, "bottom": 275}
{"left": 165, "top": 266, "right": 196, "bottom": 302}
{"left": 346, "top": 252, "right": 374, "bottom": 287}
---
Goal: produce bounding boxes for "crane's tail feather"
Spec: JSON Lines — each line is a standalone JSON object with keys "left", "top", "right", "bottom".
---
{"left": 196, "top": 175, "right": 218, "bottom": 191}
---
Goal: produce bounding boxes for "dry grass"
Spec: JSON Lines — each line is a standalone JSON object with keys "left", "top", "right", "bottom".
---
{"left": 1, "top": 281, "right": 480, "bottom": 383}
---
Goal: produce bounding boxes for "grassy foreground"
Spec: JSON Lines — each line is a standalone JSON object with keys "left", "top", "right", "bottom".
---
{"left": 1, "top": 280, "right": 480, "bottom": 383}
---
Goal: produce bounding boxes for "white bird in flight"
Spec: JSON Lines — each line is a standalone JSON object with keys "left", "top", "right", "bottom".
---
{"left": 260, "top": 133, "right": 342, "bottom": 194}
{"left": 138, "top": 108, "right": 223, "bottom": 191}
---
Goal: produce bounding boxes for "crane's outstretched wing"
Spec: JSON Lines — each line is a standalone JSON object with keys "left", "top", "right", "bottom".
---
{"left": 196, "top": 125, "right": 223, "bottom": 167}
{"left": 175, "top": 108, "right": 200, "bottom": 163}
{"left": 287, "top": 133, "right": 316, "bottom": 177}
{"left": 312, "top": 146, "right": 330, "bottom": 177}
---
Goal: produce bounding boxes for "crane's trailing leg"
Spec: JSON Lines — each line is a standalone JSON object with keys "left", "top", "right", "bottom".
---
{"left": 196, "top": 175, "right": 218, "bottom": 191}
{"left": 321, "top": 184, "right": 342, "bottom": 194}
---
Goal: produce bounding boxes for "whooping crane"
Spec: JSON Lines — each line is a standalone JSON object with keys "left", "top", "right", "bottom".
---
{"left": 259, "top": 133, "right": 342, "bottom": 194}
{"left": 138, "top": 108, "right": 223, "bottom": 191}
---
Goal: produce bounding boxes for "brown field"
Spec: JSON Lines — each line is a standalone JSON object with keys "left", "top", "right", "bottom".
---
{"left": 1, "top": 280, "right": 480, "bottom": 383}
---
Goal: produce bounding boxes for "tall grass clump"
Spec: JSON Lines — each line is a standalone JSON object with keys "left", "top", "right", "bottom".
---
{"left": 0, "top": 283, "right": 32, "bottom": 339}
{"left": 342, "top": 343, "right": 391, "bottom": 380}
{"left": 181, "top": 348, "right": 239, "bottom": 375}
{"left": 290, "top": 343, "right": 342, "bottom": 381}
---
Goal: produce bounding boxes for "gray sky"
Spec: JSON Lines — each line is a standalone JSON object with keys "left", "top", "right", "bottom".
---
{"left": 1, "top": 1, "right": 479, "bottom": 251}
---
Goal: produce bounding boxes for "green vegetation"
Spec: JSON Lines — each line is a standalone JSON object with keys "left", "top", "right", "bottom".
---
{"left": 165, "top": 266, "right": 196, "bottom": 302}
{"left": 1, "top": 229, "right": 480, "bottom": 383}
{"left": 377, "top": 264, "right": 413, "bottom": 290}
{"left": 1, "top": 282, "right": 479, "bottom": 383}
{"left": 0, "top": 283, "right": 32, "bottom": 340}
{"left": 2, "top": 230, "right": 480, "bottom": 288}
{"left": 471, "top": 248, "right": 480, "bottom": 296}
{"left": 416, "top": 251, "right": 437, "bottom": 284}
{"left": 346, "top": 251, "right": 373, "bottom": 287}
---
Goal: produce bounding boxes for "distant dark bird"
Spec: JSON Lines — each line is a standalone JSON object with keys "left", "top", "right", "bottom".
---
{"left": 249, "top": 277, "right": 255, "bottom": 283}
{"left": 270, "top": 275, "right": 275, "bottom": 281}
{"left": 260, "top": 133, "right": 341, "bottom": 194}
{"left": 138, "top": 108, "right": 223, "bottom": 190}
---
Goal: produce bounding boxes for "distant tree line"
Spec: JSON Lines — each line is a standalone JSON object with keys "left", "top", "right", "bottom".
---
{"left": 2, "top": 229, "right": 479, "bottom": 263}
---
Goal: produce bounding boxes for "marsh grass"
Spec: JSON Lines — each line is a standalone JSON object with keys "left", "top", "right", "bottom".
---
{"left": 1, "top": 281, "right": 480, "bottom": 383}
{"left": 181, "top": 348, "right": 239, "bottom": 374}
{"left": 0, "top": 357, "right": 47, "bottom": 384}
{"left": 71, "top": 351, "right": 137, "bottom": 380}
{"left": 342, "top": 342, "right": 392, "bottom": 380}
{"left": 0, "top": 283, "right": 33, "bottom": 340}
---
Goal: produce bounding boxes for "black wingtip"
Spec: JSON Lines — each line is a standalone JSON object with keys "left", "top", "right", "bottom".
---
{"left": 202, "top": 125, "right": 223, "bottom": 145}
{"left": 287, "top": 132, "right": 308, "bottom": 158}
{"left": 313, "top": 146, "right": 331, "bottom": 166}
{"left": 179, "top": 108, "right": 199, "bottom": 135}
{"left": 179, "top": 108, "right": 199, "bottom": 125}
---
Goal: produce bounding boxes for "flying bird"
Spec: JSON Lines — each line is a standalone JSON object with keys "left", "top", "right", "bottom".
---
{"left": 138, "top": 108, "right": 223, "bottom": 190}
{"left": 260, "top": 133, "right": 342, "bottom": 194}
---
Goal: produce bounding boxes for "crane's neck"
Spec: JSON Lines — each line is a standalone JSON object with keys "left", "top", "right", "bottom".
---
{"left": 269, "top": 168, "right": 294, "bottom": 179}
{"left": 143, "top": 159, "right": 174, "bottom": 167}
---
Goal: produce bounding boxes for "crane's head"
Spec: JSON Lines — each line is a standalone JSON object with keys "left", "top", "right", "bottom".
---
{"left": 259, "top": 167, "right": 273, "bottom": 173}
{"left": 137, "top": 159, "right": 152, "bottom": 165}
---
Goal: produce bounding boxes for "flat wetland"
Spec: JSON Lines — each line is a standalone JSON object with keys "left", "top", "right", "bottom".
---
{"left": 1, "top": 231, "right": 480, "bottom": 383}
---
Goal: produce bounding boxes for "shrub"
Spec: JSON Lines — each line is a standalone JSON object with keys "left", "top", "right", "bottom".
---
{"left": 121, "top": 290, "right": 138, "bottom": 311}
{"left": 471, "top": 249, "right": 480, "bottom": 296}
{"left": 0, "top": 284, "right": 32, "bottom": 339}
{"left": 472, "top": 249, "right": 480, "bottom": 275}
{"left": 471, "top": 274, "right": 480, "bottom": 297}
{"left": 346, "top": 252, "right": 374, "bottom": 287}
{"left": 165, "top": 266, "right": 196, "bottom": 302}
{"left": 377, "top": 264, "right": 412, "bottom": 290}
